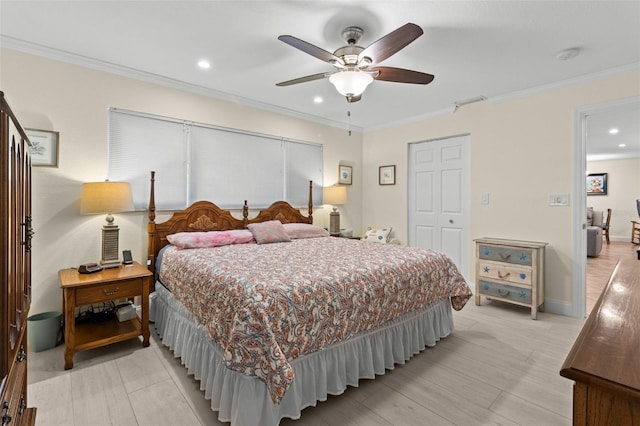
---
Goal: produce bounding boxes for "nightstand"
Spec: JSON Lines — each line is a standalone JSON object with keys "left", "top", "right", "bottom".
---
{"left": 330, "top": 233, "right": 361, "bottom": 239}
{"left": 474, "top": 238, "right": 547, "bottom": 320}
{"left": 58, "top": 262, "right": 152, "bottom": 369}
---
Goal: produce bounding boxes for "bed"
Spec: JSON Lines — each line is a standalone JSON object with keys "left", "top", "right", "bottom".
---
{"left": 146, "top": 172, "right": 472, "bottom": 426}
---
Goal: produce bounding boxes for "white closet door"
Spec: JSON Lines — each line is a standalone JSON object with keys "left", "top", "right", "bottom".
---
{"left": 408, "top": 135, "right": 470, "bottom": 278}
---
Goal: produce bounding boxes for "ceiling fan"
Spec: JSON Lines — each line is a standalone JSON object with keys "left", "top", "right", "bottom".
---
{"left": 276, "top": 23, "right": 434, "bottom": 103}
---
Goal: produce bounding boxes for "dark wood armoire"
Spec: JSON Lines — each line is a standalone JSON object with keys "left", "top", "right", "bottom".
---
{"left": 0, "top": 92, "right": 37, "bottom": 424}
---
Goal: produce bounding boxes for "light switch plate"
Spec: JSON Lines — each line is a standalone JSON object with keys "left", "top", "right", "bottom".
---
{"left": 481, "top": 192, "right": 490, "bottom": 205}
{"left": 549, "top": 194, "right": 569, "bottom": 206}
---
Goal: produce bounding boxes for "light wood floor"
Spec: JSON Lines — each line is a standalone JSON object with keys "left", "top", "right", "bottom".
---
{"left": 28, "top": 299, "right": 587, "bottom": 426}
{"left": 586, "top": 240, "right": 639, "bottom": 313}
{"left": 28, "top": 241, "right": 638, "bottom": 425}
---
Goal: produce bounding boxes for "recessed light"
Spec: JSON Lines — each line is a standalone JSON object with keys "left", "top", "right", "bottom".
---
{"left": 197, "top": 60, "right": 211, "bottom": 69}
{"left": 619, "top": 143, "right": 627, "bottom": 148}
{"left": 609, "top": 128, "right": 619, "bottom": 134}
{"left": 313, "top": 96, "right": 323, "bottom": 104}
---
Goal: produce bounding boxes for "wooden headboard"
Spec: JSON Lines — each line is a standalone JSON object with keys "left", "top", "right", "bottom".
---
{"left": 147, "top": 171, "right": 314, "bottom": 277}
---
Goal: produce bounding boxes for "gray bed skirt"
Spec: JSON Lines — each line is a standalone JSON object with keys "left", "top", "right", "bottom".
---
{"left": 153, "top": 282, "right": 454, "bottom": 426}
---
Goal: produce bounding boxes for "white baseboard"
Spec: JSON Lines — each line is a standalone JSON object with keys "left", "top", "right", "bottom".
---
{"left": 542, "top": 298, "right": 579, "bottom": 317}
{"left": 609, "top": 235, "right": 633, "bottom": 243}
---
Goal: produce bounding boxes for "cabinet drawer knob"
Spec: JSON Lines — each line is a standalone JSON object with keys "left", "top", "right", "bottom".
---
{"left": 497, "top": 289, "right": 510, "bottom": 297}
{"left": 498, "top": 271, "right": 511, "bottom": 280}
{"left": 1, "top": 401, "right": 11, "bottom": 426}
{"left": 499, "top": 253, "right": 511, "bottom": 261}
{"left": 17, "top": 346, "right": 26, "bottom": 363}
{"left": 102, "top": 287, "right": 120, "bottom": 296}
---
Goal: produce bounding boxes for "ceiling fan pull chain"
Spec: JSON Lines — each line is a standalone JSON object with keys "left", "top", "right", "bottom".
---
{"left": 348, "top": 110, "right": 352, "bottom": 136}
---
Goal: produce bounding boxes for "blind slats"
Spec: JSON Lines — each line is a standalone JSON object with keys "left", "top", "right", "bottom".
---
{"left": 108, "top": 108, "right": 322, "bottom": 210}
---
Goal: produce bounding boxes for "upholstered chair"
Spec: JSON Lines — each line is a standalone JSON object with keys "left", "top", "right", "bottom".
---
{"left": 586, "top": 207, "right": 603, "bottom": 257}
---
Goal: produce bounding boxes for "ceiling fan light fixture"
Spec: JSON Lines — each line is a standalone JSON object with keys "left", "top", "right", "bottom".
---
{"left": 329, "top": 71, "right": 374, "bottom": 97}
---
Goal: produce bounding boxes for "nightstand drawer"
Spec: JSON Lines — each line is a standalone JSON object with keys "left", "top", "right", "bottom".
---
{"left": 478, "top": 260, "right": 532, "bottom": 286}
{"left": 75, "top": 278, "right": 141, "bottom": 305}
{"left": 478, "top": 244, "right": 533, "bottom": 266}
{"left": 478, "top": 280, "right": 532, "bottom": 305}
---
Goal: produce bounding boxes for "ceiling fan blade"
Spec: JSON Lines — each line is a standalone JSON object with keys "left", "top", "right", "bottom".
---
{"left": 358, "top": 23, "right": 423, "bottom": 65}
{"left": 276, "top": 72, "right": 332, "bottom": 87}
{"left": 371, "top": 66, "right": 434, "bottom": 84}
{"left": 278, "top": 35, "right": 344, "bottom": 66}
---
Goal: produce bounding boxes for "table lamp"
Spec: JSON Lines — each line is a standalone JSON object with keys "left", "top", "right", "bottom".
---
{"left": 323, "top": 185, "right": 347, "bottom": 235}
{"left": 80, "top": 181, "right": 134, "bottom": 268}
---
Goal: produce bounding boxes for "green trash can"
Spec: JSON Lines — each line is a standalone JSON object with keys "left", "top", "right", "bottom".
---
{"left": 27, "top": 311, "right": 62, "bottom": 352}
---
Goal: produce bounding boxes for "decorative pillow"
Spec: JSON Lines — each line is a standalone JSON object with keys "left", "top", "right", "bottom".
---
{"left": 282, "top": 223, "right": 329, "bottom": 239}
{"left": 362, "top": 227, "right": 392, "bottom": 244}
{"left": 247, "top": 220, "right": 292, "bottom": 244}
{"left": 167, "top": 229, "right": 254, "bottom": 249}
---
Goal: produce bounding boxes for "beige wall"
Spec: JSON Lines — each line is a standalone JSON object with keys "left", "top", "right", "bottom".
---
{"left": 1, "top": 48, "right": 364, "bottom": 315}
{"left": 586, "top": 158, "right": 640, "bottom": 240}
{"left": 3, "top": 46, "right": 639, "bottom": 317}
{"left": 363, "top": 71, "right": 640, "bottom": 314}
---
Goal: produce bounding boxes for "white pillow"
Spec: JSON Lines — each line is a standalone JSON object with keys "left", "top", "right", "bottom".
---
{"left": 363, "top": 227, "right": 392, "bottom": 243}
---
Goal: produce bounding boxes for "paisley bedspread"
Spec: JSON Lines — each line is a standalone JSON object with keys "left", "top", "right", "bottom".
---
{"left": 159, "top": 236, "right": 472, "bottom": 404}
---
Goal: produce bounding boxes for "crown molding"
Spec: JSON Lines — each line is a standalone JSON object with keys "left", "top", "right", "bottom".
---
{"left": 364, "top": 62, "right": 640, "bottom": 133}
{"left": 0, "top": 35, "right": 363, "bottom": 134}
{"left": 490, "top": 62, "right": 640, "bottom": 105}
{"left": 2, "top": 35, "right": 636, "bottom": 135}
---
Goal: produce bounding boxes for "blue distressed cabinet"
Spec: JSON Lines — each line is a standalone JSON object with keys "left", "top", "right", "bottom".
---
{"left": 474, "top": 238, "right": 548, "bottom": 320}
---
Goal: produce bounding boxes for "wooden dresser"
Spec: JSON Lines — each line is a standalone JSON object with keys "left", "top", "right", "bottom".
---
{"left": 474, "top": 238, "right": 547, "bottom": 319}
{"left": 560, "top": 258, "right": 640, "bottom": 425}
{"left": 0, "top": 93, "right": 37, "bottom": 424}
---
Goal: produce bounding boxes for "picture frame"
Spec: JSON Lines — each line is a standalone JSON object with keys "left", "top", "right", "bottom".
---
{"left": 586, "top": 173, "right": 607, "bottom": 195}
{"left": 26, "top": 128, "right": 59, "bottom": 167}
{"left": 379, "top": 165, "right": 396, "bottom": 185}
{"left": 338, "top": 165, "right": 352, "bottom": 185}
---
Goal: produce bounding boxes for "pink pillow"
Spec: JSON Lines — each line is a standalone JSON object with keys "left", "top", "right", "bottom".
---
{"left": 282, "top": 223, "right": 329, "bottom": 239}
{"left": 167, "top": 230, "right": 254, "bottom": 249}
{"left": 226, "top": 229, "right": 256, "bottom": 244}
{"left": 247, "top": 220, "right": 291, "bottom": 244}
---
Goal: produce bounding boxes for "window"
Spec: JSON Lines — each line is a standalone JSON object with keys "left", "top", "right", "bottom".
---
{"left": 108, "top": 108, "right": 323, "bottom": 210}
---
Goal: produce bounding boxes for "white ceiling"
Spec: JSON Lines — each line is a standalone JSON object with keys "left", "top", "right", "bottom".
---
{"left": 1, "top": 1, "right": 639, "bottom": 155}
{"left": 586, "top": 105, "right": 640, "bottom": 161}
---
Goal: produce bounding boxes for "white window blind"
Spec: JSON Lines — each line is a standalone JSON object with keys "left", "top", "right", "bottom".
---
{"left": 108, "top": 111, "right": 187, "bottom": 210}
{"left": 285, "top": 140, "right": 323, "bottom": 208}
{"left": 108, "top": 108, "right": 322, "bottom": 210}
{"left": 190, "top": 125, "right": 283, "bottom": 208}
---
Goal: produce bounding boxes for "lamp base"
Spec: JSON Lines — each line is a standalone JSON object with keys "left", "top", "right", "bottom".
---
{"left": 100, "top": 259, "right": 122, "bottom": 269}
{"left": 329, "top": 211, "right": 340, "bottom": 235}
{"left": 101, "top": 224, "right": 121, "bottom": 268}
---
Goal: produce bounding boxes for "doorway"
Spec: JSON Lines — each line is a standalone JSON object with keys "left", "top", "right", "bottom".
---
{"left": 573, "top": 96, "right": 640, "bottom": 318}
{"left": 407, "top": 135, "right": 470, "bottom": 279}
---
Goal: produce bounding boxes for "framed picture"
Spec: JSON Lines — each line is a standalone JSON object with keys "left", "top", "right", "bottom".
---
{"left": 26, "top": 128, "right": 59, "bottom": 167}
{"left": 379, "top": 165, "right": 396, "bottom": 185}
{"left": 586, "top": 173, "right": 607, "bottom": 195}
{"left": 338, "top": 165, "right": 352, "bottom": 185}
